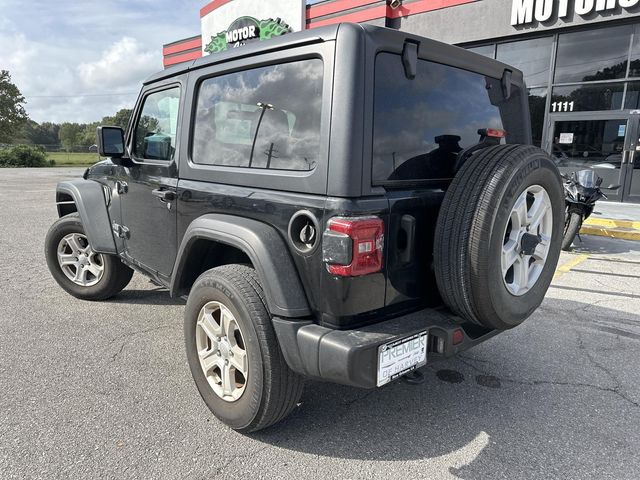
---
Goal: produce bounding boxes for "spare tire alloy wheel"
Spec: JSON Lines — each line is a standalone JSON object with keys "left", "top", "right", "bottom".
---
{"left": 196, "top": 301, "right": 248, "bottom": 402}
{"left": 501, "top": 185, "right": 553, "bottom": 296}
{"left": 57, "top": 233, "right": 104, "bottom": 287}
{"left": 434, "top": 145, "right": 564, "bottom": 330}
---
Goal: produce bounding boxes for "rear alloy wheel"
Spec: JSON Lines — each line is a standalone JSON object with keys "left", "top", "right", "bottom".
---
{"left": 195, "top": 301, "right": 249, "bottom": 402}
{"left": 184, "top": 265, "right": 303, "bottom": 432}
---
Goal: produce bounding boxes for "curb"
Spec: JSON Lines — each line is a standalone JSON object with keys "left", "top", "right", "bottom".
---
{"left": 581, "top": 217, "right": 640, "bottom": 241}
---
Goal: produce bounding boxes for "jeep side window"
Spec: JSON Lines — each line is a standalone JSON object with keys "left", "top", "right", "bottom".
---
{"left": 192, "top": 59, "right": 323, "bottom": 171}
{"left": 372, "top": 53, "right": 525, "bottom": 183}
{"left": 133, "top": 87, "right": 180, "bottom": 161}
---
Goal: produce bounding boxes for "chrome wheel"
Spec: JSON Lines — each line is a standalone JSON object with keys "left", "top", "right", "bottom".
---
{"left": 196, "top": 301, "right": 248, "bottom": 402}
{"left": 501, "top": 185, "right": 553, "bottom": 296}
{"left": 57, "top": 233, "right": 104, "bottom": 287}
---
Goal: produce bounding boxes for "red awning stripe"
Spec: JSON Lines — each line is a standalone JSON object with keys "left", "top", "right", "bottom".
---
{"left": 163, "top": 50, "right": 203, "bottom": 67}
{"left": 307, "top": 4, "right": 387, "bottom": 28}
{"left": 306, "top": 0, "right": 381, "bottom": 20}
{"left": 200, "top": 0, "right": 233, "bottom": 18}
{"left": 163, "top": 37, "right": 202, "bottom": 56}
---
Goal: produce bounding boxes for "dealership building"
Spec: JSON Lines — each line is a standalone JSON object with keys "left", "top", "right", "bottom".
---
{"left": 163, "top": 0, "right": 640, "bottom": 202}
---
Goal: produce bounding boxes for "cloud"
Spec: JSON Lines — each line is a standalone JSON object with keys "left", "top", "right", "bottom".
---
{"left": 78, "top": 37, "right": 157, "bottom": 90}
{"left": 0, "top": 0, "right": 202, "bottom": 124}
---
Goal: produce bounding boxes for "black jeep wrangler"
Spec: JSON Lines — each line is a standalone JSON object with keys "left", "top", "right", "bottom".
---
{"left": 45, "top": 24, "right": 563, "bottom": 432}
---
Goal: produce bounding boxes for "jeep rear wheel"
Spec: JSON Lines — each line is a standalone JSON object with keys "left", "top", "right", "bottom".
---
{"left": 184, "top": 265, "right": 303, "bottom": 432}
{"left": 434, "top": 145, "right": 564, "bottom": 330}
{"left": 45, "top": 213, "right": 133, "bottom": 300}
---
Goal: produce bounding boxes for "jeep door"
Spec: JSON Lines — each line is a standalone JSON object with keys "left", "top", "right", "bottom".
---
{"left": 119, "top": 78, "right": 185, "bottom": 278}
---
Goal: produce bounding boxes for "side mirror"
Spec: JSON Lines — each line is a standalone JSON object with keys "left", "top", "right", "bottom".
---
{"left": 97, "top": 126, "right": 125, "bottom": 158}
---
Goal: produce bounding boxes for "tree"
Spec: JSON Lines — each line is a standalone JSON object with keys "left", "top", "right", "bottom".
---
{"left": 14, "top": 119, "right": 60, "bottom": 145}
{"left": 58, "top": 123, "right": 84, "bottom": 150}
{"left": 109, "top": 108, "right": 132, "bottom": 130}
{"left": 0, "top": 70, "right": 28, "bottom": 143}
{"left": 79, "top": 121, "right": 100, "bottom": 147}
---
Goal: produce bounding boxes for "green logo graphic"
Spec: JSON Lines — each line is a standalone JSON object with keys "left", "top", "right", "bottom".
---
{"left": 204, "top": 17, "right": 292, "bottom": 55}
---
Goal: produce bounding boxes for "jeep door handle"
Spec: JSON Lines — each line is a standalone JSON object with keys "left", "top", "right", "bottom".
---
{"left": 151, "top": 188, "right": 176, "bottom": 202}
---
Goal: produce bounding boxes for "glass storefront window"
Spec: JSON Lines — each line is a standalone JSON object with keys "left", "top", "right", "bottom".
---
{"left": 528, "top": 88, "right": 547, "bottom": 147}
{"left": 551, "top": 119, "right": 624, "bottom": 170}
{"left": 467, "top": 45, "right": 494, "bottom": 58}
{"left": 551, "top": 83, "right": 624, "bottom": 112}
{"left": 625, "top": 81, "right": 640, "bottom": 109}
{"left": 497, "top": 37, "right": 552, "bottom": 87}
{"left": 554, "top": 25, "right": 632, "bottom": 84}
{"left": 629, "top": 25, "right": 640, "bottom": 78}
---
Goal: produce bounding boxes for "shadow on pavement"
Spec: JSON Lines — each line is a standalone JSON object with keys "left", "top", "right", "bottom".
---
{"left": 571, "top": 234, "right": 640, "bottom": 255}
{"left": 246, "top": 299, "right": 639, "bottom": 478}
{"left": 107, "top": 288, "right": 185, "bottom": 306}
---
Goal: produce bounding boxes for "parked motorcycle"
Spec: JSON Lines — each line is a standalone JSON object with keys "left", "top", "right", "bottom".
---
{"left": 561, "top": 169, "right": 619, "bottom": 251}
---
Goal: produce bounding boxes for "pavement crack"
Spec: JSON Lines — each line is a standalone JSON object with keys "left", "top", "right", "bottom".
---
{"left": 340, "top": 389, "right": 377, "bottom": 408}
{"left": 111, "top": 342, "right": 126, "bottom": 361}
{"left": 109, "top": 324, "right": 175, "bottom": 344}
{"left": 109, "top": 324, "right": 174, "bottom": 362}
{"left": 213, "top": 444, "right": 269, "bottom": 476}
{"left": 454, "top": 354, "right": 639, "bottom": 408}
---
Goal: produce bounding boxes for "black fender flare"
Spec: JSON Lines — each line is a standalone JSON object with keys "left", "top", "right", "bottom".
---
{"left": 171, "top": 214, "right": 310, "bottom": 318}
{"left": 56, "top": 180, "right": 117, "bottom": 254}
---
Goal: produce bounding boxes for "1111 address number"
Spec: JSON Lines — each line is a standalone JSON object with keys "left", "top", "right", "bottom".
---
{"left": 551, "top": 101, "right": 575, "bottom": 112}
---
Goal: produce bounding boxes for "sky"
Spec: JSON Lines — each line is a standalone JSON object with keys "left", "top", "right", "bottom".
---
{"left": 0, "top": 0, "right": 204, "bottom": 124}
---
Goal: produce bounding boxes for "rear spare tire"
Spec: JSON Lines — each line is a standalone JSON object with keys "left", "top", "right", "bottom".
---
{"left": 434, "top": 145, "right": 564, "bottom": 330}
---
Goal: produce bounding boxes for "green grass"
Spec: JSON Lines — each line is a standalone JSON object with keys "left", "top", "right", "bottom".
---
{"left": 47, "top": 152, "right": 101, "bottom": 167}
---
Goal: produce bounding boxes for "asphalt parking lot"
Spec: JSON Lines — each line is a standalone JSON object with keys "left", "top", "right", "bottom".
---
{"left": 1, "top": 167, "right": 639, "bottom": 479}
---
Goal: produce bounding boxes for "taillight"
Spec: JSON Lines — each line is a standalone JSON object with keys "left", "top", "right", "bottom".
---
{"left": 484, "top": 128, "right": 507, "bottom": 138}
{"left": 323, "top": 216, "right": 384, "bottom": 277}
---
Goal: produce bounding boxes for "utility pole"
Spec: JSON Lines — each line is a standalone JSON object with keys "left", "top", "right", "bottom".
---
{"left": 264, "top": 142, "right": 278, "bottom": 169}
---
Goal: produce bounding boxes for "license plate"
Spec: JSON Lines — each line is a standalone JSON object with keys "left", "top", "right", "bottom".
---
{"left": 377, "top": 331, "right": 428, "bottom": 387}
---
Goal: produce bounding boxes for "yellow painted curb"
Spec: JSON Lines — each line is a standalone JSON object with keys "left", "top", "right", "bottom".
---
{"left": 583, "top": 217, "right": 640, "bottom": 230}
{"left": 580, "top": 225, "right": 640, "bottom": 241}
{"left": 553, "top": 254, "right": 589, "bottom": 279}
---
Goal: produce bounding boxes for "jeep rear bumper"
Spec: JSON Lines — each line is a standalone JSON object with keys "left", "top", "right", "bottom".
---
{"left": 272, "top": 308, "right": 499, "bottom": 389}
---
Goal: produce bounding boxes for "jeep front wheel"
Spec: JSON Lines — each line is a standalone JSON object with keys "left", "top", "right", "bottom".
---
{"left": 45, "top": 213, "right": 133, "bottom": 300}
{"left": 184, "top": 265, "right": 303, "bottom": 432}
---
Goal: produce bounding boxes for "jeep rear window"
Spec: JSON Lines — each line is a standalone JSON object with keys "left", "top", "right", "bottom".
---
{"left": 372, "top": 53, "right": 526, "bottom": 184}
{"left": 192, "top": 59, "right": 323, "bottom": 171}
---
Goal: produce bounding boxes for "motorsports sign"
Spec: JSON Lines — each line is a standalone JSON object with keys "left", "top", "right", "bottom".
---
{"left": 511, "top": 0, "right": 640, "bottom": 25}
{"left": 204, "top": 16, "right": 292, "bottom": 54}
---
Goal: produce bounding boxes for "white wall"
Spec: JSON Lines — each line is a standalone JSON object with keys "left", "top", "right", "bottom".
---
{"left": 201, "top": 0, "right": 306, "bottom": 54}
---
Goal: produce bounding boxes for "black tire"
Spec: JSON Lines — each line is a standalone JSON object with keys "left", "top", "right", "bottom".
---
{"left": 45, "top": 213, "right": 133, "bottom": 300}
{"left": 434, "top": 145, "right": 564, "bottom": 330}
{"left": 184, "top": 265, "right": 303, "bottom": 432}
{"left": 561, "top": 212, "right": 582, "bottom": 251}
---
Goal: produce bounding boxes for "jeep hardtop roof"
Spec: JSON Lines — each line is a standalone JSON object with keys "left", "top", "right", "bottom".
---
{"left": 145, "top": 23, "right": 525, "bottom": 87}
